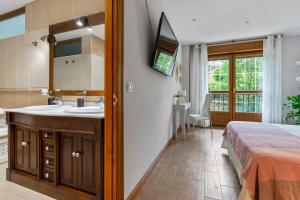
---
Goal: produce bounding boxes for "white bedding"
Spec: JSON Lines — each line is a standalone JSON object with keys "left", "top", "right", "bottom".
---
{"left": 222, "top": 124, "right": 300, "bottom": 186}
{"left": 276, "top": 124, "right": 300, "bottom": 138}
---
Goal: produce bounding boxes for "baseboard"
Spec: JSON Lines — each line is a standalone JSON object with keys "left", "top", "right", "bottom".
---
{"left": 127, "top": 138, "right": 174, "bottom": 200}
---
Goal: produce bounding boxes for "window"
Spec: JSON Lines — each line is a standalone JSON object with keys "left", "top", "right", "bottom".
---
{"left": 235, "top": 56, "right": 263, "bottom": 113}
{"left": 208, "top": 59, "right": 229, "bottom": 112}
{"left": 0, "top": 9, "right": 25, "bottom": 40}
{"left": 207, "top": 41, "right": 263, "bottom": 125}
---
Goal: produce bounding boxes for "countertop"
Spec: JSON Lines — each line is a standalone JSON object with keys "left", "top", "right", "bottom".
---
{"left": 5, "top": 107, "right": 104, "bottom": 119}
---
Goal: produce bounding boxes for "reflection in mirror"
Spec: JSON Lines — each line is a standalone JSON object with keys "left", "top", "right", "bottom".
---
{"left": 53, "top": 24, "right": 105, "bottom": 91}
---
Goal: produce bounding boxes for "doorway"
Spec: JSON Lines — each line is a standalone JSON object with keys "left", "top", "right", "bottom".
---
{"left": 208, "top": 42, "right": 263, "bottom": 126}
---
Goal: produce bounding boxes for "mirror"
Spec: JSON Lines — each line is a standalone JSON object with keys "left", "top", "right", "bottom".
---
{"left": 49, "top": 13, "right": 105, "bottom": 96}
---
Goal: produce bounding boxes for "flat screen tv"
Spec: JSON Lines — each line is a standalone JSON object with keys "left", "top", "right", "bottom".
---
{"left": 151, "top": 12, "right": 179, "bottom": 76}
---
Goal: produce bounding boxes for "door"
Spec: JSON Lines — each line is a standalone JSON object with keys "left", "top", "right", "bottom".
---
{"left": 27, "top": 129, "right": 39, "bottom": 174}
{"left": 15, "top": 126, "right": 38, "bottom": 174}
{"left": 60, "top": 133, "right": 78, "bottom": 188}
{"left": 15, "top": 126, "right": 26, "bottom": 170}
{"left": 208, "top": 52, "right": 263, "bottom": 126}
{"left": 208, "top": 56, "right": 232, "bottom": 126}
{"left": 233, "top": 53, "right": 263, "bottom": 122}
{"left": 77, "top": 135, "right": 96, "bottom": 194}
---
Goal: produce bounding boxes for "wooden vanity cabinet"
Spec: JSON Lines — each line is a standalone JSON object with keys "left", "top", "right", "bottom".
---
{"left": 61, "top": 133, "right": 96, "bottom": 194}
{"left": 15, "top": 126, "right": 39, "bottom": 175}
{"left": 6, "top": 112, "right": 103, "bottom": 200}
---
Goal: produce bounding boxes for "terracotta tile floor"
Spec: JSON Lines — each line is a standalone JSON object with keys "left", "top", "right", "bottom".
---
{"left": 136, "top": 128, "right": 241, "bottom": 200}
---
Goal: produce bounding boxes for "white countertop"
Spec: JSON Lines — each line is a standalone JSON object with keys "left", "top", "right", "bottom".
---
{"left": 5, "top": 106, "right": 104, "bottom": 119}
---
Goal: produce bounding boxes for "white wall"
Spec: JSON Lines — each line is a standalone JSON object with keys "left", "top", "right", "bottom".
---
{"left": 281, "top": 35, "right": 300, "bottom": 121}
{"left": 124, "top": 0, "right": 181, "bottom": 198}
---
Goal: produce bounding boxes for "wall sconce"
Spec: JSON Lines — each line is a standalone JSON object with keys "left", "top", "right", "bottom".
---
{"left": 76, "top": 17, "right": 88, "bottom": 27}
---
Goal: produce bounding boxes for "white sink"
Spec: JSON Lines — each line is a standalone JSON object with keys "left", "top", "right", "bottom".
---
{"left": 23, "top": 105, "right": 71, "bottom": 111}
{"left": 64, "top": 106, "right": 104, "bottom": 114}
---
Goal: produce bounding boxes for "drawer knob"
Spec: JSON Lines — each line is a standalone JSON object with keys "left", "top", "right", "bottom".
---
{"left": 72, "top": 152, "right": 76, "bottom": 157}
{"left": 44, "top": 133, "right": 48, "bottom": 138}
{"left": 45, "top": 160, "right": 49, "bottom": 165}
{"left": 75, "top": 152, "right": 80, "bottom": 158}
{"left": 45, "top": 173, "right": 49, "bottom": 178}
{"left": 45, "top": 146, "right": 49, "bottom": 151}
{"left": 21, "top": 141, "right": 28, "bottom": 147}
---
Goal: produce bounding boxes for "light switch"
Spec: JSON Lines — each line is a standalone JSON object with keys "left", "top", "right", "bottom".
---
{"left": 127, "top": 82, "right": 134, "bottom": 93}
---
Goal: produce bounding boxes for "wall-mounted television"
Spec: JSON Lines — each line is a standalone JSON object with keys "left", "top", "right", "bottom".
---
{"left": 151, "top": 12, "right": 179, "bottom": 76}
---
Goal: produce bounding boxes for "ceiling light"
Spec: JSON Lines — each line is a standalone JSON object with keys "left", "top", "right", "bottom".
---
{"left": 192, "top": 19, "right": 196, "bottom": 22}
{"left": 245, "top": 20, "right": 250, "bottom": 24}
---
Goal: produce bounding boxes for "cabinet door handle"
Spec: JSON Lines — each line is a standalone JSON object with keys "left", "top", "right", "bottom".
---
{"left": 45, "top": 146, "right": 49, "bottom": 151}
{"left": 21, "top": 141, "right": 28, "bottom": 147}
{"left": 75, "top": 152, "right": 80, "bottom": 158}
{"left": 44, "top": 133, "right": 48, "bottom": 138}
{"left": 45, "top": 160, "right": 49, "bottom": 165}
{"left": 45, "top": 173, "right": 49, "bottom": 178}
{"left": 72, "top": 152, "right": 76, "bottom": 157}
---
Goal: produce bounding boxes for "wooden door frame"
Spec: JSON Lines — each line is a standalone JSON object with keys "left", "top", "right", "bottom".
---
{"left": 207, "top": 41, "right": 263, "bottom": 125}
{"left": 208, "top": 54, "right": 233, "bottom": 125}
{"left": 105, "top": 0, "right": 124, "bottom": 200}
{"left": 208, "top": 51, "right": 263, "bottom": 125}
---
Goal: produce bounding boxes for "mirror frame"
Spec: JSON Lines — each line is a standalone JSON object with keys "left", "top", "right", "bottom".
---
{"left": 49, "top": 12, "right": 105, "bottom": 96}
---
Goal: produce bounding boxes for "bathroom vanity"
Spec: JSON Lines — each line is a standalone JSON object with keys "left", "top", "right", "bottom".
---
{"left": 5, "top": 107, "right": 104, "bottom": 200}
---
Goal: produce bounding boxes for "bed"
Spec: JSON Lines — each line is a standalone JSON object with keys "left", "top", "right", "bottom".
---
{"left": 222, "top": 121, "right": 300, "bottom": 200}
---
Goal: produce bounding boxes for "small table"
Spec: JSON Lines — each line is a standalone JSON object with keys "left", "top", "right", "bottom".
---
{"left": 173, "top": 102, "right": 191, "bottom": 140}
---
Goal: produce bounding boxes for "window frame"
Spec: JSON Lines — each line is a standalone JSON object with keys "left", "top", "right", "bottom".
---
{"left": 207, "top": 41, "right": 264, "bottom": 125}
{"left": 0, "top": 7, "right": 26, "bottom": 40}
{"left": 0, "top": 7, "right": 25, "bottom": 22}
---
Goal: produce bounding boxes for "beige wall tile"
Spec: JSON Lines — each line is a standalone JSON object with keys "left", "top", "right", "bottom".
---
{"left": 0, "top": 0, "right": 105, "bottom": 109}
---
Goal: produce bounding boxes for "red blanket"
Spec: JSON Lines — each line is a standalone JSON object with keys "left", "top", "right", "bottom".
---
{"left": 223, "top": 121, "right": 300, "bottom": 200}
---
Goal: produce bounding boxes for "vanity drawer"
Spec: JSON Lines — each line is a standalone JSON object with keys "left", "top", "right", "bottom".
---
{"left": 43, "top": 157, "right": 54, "bottom": 169}
{"left": 43, "top": 144, "right": 54, "bottom": 153}
{"left": 42, "top": 132, "right": 54, "bottom": 140}
{"left": 43, "top": 168, "right": 54, "bottom": 182}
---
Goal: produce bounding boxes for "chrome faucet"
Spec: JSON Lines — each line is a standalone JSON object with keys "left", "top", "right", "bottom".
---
{"left": 53, "top": 96, "right": 64, "bottom": 106}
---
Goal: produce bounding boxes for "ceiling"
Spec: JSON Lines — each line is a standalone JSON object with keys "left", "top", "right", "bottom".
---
{"left": 0, "top": 0, "right": 33, "bottom": 15}
{"left": 147, "top": 0, "right": 300, "bottom": 44}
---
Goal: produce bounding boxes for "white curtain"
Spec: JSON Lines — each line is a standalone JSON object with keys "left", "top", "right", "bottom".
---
{"left": 190, "top": 44, "right": 208, "bottom": 115}
{"left": 262, "top": 35, "right": 282, "bottom": 123}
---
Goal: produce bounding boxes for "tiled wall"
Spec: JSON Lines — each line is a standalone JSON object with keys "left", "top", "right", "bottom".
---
{"left": 0, "top": 0, "right": 105, "bottom": 110}
{"left": 26, "top": 0, "right": 105, "bottom": 32}
{"left": 0, "top": 29, "right": 49, "bottom": 90}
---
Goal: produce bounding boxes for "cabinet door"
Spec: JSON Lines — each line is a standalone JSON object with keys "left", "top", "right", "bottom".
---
{"left": 15, "top": 127, "right": 39, "bottom": 175}
{"left": 27, "top": 129, "right": 39, "bottom": 174}
{"left": 77, "top": 135, "right": 96, "bottom": 194}
{"left": 60, "top": 133, "right": 78, "bottom": 188}
{"left": 15, "top": 127, "right": 27, "bottom": 170}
